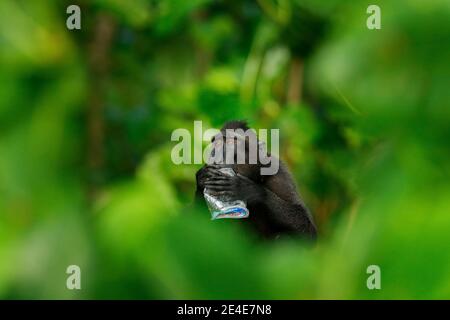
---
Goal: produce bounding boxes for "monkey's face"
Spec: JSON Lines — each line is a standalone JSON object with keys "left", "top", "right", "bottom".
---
{"left": 209, "top": 130, "right": 262, "bottom": 182}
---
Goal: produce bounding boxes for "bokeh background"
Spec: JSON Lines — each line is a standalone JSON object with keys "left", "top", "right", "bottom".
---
{"left": 0, "top": 0, "right": 449, "bottom": 299}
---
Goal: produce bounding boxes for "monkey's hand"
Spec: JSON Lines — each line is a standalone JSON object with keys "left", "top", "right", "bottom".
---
{"left": 204, "top": 169, "right": 265, "bottom": 205}
{"left": 196, "top": 166, "right": 209, "bottom": 191}
{"left": 196, "top": 164, "right": 224, "bottom": 191}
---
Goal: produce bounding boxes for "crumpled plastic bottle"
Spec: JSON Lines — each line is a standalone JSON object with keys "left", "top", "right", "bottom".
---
{"left": 203, "top": 167, "right": 249, "bottom": 220}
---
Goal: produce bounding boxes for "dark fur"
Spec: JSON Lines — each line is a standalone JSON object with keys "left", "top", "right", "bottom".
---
{"left": 195, "top": 120, "right": 317, "bottom": 240}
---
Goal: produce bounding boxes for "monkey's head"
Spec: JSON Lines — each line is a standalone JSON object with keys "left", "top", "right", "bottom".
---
{"left": 209, "top": 120, "right": 269, "bottom": 182}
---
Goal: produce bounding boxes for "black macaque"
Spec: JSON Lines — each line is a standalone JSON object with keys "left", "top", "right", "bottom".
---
{"left": 195, "top": 120, "right": 317, "bottom": 240}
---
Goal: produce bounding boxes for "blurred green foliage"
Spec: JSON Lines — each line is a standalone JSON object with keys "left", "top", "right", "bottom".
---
{"left": 0, "top": 0, "right": 449, "bottom": 299}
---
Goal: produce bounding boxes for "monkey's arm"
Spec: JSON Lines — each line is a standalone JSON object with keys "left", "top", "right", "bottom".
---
{"left": 253, "top": 187, "right": 317, "bottom": 239}
{"left": 256, "top": 168, "right": 317, "bottom": 238}
{"left": 204, "top": 168, "right": 317, "bottom": 239}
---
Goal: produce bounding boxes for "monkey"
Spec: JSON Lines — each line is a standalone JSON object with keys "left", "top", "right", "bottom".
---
{"left": 195, "top": 120, "right": 317, "bottom": 240}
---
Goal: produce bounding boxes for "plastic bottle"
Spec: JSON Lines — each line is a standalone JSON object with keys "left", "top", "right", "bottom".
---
{"left": 203, "top": 167, "right": 249, "bottom": 220}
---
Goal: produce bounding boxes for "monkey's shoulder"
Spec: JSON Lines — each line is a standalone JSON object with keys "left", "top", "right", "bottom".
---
{"left": 262, "top": 160, "right": 301, "bottom": 203}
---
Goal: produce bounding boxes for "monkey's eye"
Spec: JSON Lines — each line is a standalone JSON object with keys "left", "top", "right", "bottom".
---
{"left": 213, "top": 139, "right": 223, "bottom": 146}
